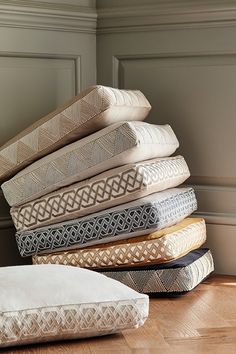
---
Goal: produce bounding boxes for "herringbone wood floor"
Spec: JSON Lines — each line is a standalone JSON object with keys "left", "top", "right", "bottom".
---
{"left": 3, "top": 275, "right": 236, "bottom": 354}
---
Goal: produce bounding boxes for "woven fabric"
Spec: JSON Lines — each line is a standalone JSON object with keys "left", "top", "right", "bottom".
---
{"left": 0, "top": 264, "right": 148, "bottom": 348}
{"left": 2, "top": 122, "right": 179, "bottom": 206}
{"left": 33, "top": 218, "right": 206, "bottom": 269}
{"left": 99, "top": 249, "right": 214, "bottom": 294}
{"left": 16, "top": 187, "right": 197, "bottom": 257}
{"left": 11, "top": 156, "right": 189, "bottom": 231}
{"left": 0, "top": 86, "right": 151, "bottom": 182}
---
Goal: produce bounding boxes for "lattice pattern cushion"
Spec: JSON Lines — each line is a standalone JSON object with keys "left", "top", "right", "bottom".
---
{"left": 0, "top": 264, "right": 148, "bottom": 348}
{"left": 99, "top": 249, "right": 214, "bottom": 295}
{"left": 16, "top": 187, "right": 197, "bottom": 257}
{"left": 33, "top": 218, "right": 206, "bottom": 269}
{"left": 11, "top": 155, "right": 189, "bottom": 232}
{"left": 2, "top": 122, "right": 179, "bottom": 206}
{"left": 0, "top": 86, "right": 151, "bottom": 182}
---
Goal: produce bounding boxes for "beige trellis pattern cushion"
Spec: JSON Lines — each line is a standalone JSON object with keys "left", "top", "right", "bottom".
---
{"left": 0, "top": 86, "right": 151, "bottom": 182}
{"left": 33, "top": 218, "right": 206, "bottom": 269}
{"left": 11, "top": 155, "right": 189, "bottom": 231}
{"left": 0, "top": 264, "right": 148, "bottom": 348}
{"left": 2, "top": 122, "right": 179, "bottom": 206}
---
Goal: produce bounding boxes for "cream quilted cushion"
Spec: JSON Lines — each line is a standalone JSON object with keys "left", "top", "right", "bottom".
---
{"left": 0, "top": 264, "right": 148, "bottom": 348}
{"left": 0, "top": 86, "right": 151, "bottom": 181}
{"left": 2, "top": 122, "right": 179, "bottom": 206}
{"left": 11, "top": 156, "right": 189, "bottom": 231}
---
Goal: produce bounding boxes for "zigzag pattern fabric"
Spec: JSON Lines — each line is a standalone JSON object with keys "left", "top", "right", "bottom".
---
{"left": 33, "top": 218, "right": 206, "bottom": 269}
{"left": 99, "top": 249, "right": 214, "bottom": 294}
{"left": 16, "top": 188, "right": 197, "bottom": 257}
{"left": 2, "top": 122, "right": 179, "bottom": 206}
{"left": 11, "top": 156, "right": 190, "bottom": 231}
{"left": 0, "top": 86, "right": 151, "bottom": 181}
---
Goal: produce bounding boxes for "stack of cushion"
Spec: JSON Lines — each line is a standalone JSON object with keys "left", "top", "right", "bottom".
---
{"left": 1, "top": 85, "right": 214, "bottom": 298}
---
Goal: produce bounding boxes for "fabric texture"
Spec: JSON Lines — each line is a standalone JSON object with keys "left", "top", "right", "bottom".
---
{"left": 0, "top": 86, "right": 151, "bottom": 182}
{"left": 0, "top": 264, "right": 148, "bottom": 348}
{"left": 11, "top": 155, "right": 189, "bottom": 231}
{"left": 99, "top": 249, "right": 214, "bottom": 294}
{"left": 2, "top": 122, "right": 179, "bottom": 206}
{"left": 33, "top": 218, "right": 206, "bottom": 269}
{"left": 16, "top": 187, "right": 197, "bottom": 257}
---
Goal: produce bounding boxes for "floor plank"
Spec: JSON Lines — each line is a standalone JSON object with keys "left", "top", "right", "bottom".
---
{"left": 2, "top": 275, "right": 236, "bottom": 354}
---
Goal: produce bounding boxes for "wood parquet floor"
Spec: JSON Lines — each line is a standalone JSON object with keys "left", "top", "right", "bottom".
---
{"left": 2, "top": 275, "right": 236, "bottom": 354}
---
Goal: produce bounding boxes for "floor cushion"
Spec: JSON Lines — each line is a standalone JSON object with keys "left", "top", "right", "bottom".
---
{"left": 11, "top": 155, "right": 190, "bottom": 232}
{"left": 0, "top": 264, "right": 148, "bottom": 348}
{"left": 33, "top": 218, "right": 206, "bottom": 269}
{"left": 2, "top": 122, "right": 179, "bottom": 206}
{"left": 0, "top": 86, "right": 151, "bottom": 182}
{"left": 99, "top": 249, "right": 214, "bottom": 295}
{"left": 16, "top": 187, "right": 197, "bottom": 257}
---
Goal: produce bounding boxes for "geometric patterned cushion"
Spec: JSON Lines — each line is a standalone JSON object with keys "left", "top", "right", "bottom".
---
{"left": 16, "top": 187, "right": 197, "bottom": 257}
{"left": 11, "top": 155, "right": 190, "bottom": 231}
{"left": 98, "top": 249, "right": 214, "bottom": 295}
{"left": 0, "top": 85, "right": 151, "bottom": 182}
{"left": 0, "top": 264, "right": 148, "bottom": 348}
{"left": 32, "top": 218, "right": 206, "bottom": 269}
{"left": 2, "top": 121, "right": 179, "bottom": 206}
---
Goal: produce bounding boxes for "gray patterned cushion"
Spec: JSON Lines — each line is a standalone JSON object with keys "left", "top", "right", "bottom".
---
{"left": 32, "top": 218, "right": 206, "bottom": 269}
{"left": 11, "top": 156, "right": 190, "bottom": 232}
{"left": 0, "top": 85, "right": 151, "bottom": 182}
{"left": 2, "top": 122, "right": 179, "bottom": 206}
{"left": 0, "top": 264, "right": 148, "bottom": 348}
{"left": 99, "top": 249, "right": 214, "bottom": 294}
{"left": 16, "top": 187, "right": 197, "bottom": 257}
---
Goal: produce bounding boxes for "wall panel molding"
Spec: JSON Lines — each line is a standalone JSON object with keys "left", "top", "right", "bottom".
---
{"left": 112, "top": 50, "right": 236, "bottom": 88}
{"left": 0, "top": 0, "right": 97, "bottom": 33}
{"left": 97, "top": 0, "right": 236, "bottom": 33}
{"left": 96, "top": 31, "right": 236, "bottom": 274}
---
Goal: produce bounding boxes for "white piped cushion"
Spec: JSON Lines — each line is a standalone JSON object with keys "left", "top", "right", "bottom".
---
{"left": 0, "top": 264, "right": 149, "bottom": 348}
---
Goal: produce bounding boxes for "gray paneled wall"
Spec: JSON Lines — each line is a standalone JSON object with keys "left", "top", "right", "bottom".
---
{"left": 0, "top": 0, "right": 96, "bottom": 266}
{"left": 97, "top": 0, "right": 236, "bottom": 275}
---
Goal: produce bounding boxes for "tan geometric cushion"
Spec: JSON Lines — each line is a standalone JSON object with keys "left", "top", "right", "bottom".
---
{"left": 0, "top": 264, "right": 148, "bottom": 348}
{"left": 2, "top": 122, "right": 179, "bottom": 206}
{"left": 11, "top": 155, "right": 189, "bottom": 231}
{"left": 0, "top": 86, "right": 151, "bottom": 182}
{"left": 32, "top": 218, "right": 206, "bottom": 269}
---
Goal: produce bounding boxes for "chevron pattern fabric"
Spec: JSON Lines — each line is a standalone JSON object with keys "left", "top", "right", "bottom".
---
{"left": 33, "top": 218, "right": 206, "bottom": 269}
{"left": 0, "top": 264, "right": 148, "bottom": 348}
{"left": 2, "top": 122, "right": 179, "bottom": 206}
{"left": 99, "top": 249, "right": 214, "bottom": 294}
{"left": 16, "top": 188, "right": 197, "bottom": 257}
{"left": 11, "top": 156, "right": 190, "bottom": 232}
{"left": 0, "top": 86, "right": 151, "bottom": 182}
